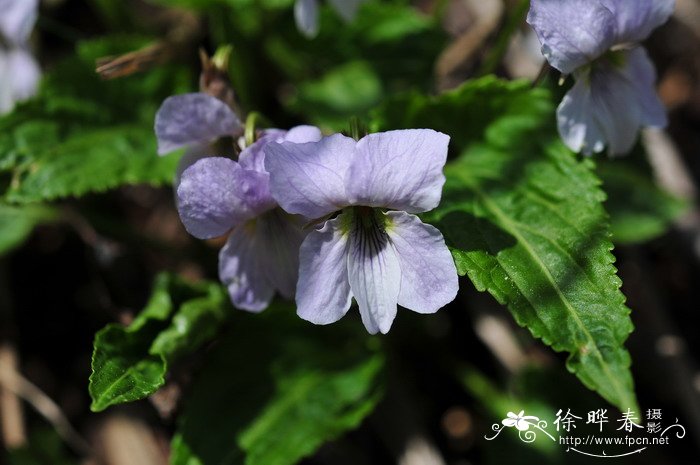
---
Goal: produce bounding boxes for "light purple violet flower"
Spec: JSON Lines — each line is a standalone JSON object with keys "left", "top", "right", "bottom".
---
{"left": 265, "top": 129, "right": 459, "bottom": 334}
{"left": 527, "top": 0, "right": 674, "bottom": 155}
{"left": 154, "top": 92, "right": 243, "bottom": 155}
{"left": 294, "top": 0, "right": 367, "bottom": 38}
{"left": 0, "top": 0, "right": 40, "bottom": 115}
{"left": 176, "top": 125, "right": 323, "bottom": 312}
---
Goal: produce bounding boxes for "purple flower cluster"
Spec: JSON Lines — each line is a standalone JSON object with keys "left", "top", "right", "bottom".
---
{"left": 528, "top": 0, "right": 674, "bottom": 155}
{"left": 156, "top": 95, "right": 458, "bottom": 333}
{"left": 0, "top": 0, "right": 40, "bottom": 114}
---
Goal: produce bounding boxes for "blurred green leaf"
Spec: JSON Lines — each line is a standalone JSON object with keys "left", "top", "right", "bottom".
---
{"left": 204, "top": 0, "right": 445, "bottom": 119}
{"left": 597, "top": 158, "right": 689, "bottom": 244}
{"left": 171, "top": 305, "right": 385, "bottom": 465}
{"left": 458, "top": 365, "right": 559, "bottom": 454}
{"left": 373, "top": 77, "right": 637, "bottom": 412}
{"left": 7, "top": 428, "right": 76, "bottom": 465}
{"left": 286, "top": 61, "right": 383, "bottom": 130}
{"left": 0, "top": 203, "right": 57, "bottom": 255}
{"left": 0, "top": 36, "right": 192, "bottom": 203}
{"left": 89, "top": 273, "right": 228, "bottom": 412}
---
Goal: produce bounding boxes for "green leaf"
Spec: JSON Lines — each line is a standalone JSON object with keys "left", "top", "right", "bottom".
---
{"left": 0, "top": 36, "right": 191, "bottom": 203}
{"left": 4, "top": 125, "right": 180, "bottom": 203}
{"left": 0, "top": 203, "right": 57, "bottom": 255}
{"left": 373, "top": 77, "right": 637, "bottom": 412}
{"left": 171, "top": 306, "right": 385, "bottom": 465}
{"left": 89, "top": 273, "right": 228, "bottom": 412}
{"left": 7, "top": 427, "right": 76, "bottom": 465}
{"left": 285, "top": 61, "right": 383, "bottom": 130}
{"left": 597, "top": 157, "right": 689, "bottom": 244}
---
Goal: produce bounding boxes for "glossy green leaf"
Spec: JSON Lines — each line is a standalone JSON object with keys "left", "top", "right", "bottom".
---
{"left": 171, "top": 306, "right": 385, "bottom": 465}
{"left": 0, "top": 203, "right": 57, "bottom": 255}
{"left": 89, "top": 273, "right": 228, "bottom": 412}
{"left": 0, "top": 36, "right": 191, "bottom": 203}
{"left": 373, "top": 77, "right": 637, "bottom": 411}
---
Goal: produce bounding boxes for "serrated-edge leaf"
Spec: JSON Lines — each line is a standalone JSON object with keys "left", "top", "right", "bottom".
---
{"left": 377, "top": 77, "right": 638, "bottom": 411}
{"left": 89, "top": 274, "right": 228, "bottom": 412}
{"left": 89, "top": 323, "right": 168, "bottom": 412}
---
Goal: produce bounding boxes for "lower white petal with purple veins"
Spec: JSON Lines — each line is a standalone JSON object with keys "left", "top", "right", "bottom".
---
{"left": 385, "top": 211, "right": 458, "bottom": 314}
{"left": 347, "top": 209, "right": 402, "bottom": 334}
{"left": 296, "top": 215, "right": 353, "bottom": 325}
{"left": 219, "top": 223, "right": 276, "bottom": 312}
{"left": 155, "top": 93, "right": 241, "bottom": 155}
{"left": 557, "top": 47, "right": 666, "bottom": 155}
{"left": 296, "top": 209, "right": 457, "bottom": 334}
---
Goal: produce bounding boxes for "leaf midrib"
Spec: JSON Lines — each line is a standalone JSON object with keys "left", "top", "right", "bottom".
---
{"left": 469, "top": 183, "right": 633, "bottom": 408}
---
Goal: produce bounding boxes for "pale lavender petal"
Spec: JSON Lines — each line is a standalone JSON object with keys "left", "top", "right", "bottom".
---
{"left": 557, "top": 76, "right": 607, "bottom": 155}
{"left": 174, "top": 143, "right": 212, "bottom": 192}
{"left": 155, "top": 93, "right": 241, "bottom": 155}
{"left": 0, "top": 47, "right": 40, "bottom": 114}
{"left": 385, "top": 211, "right": 458, "bottom": 314}
{"left": 219, "top": 225, "right": 275, "bottom": 312}
{"left": 238, "top": 129, "right": 286, "bottom": 173}
{"left": 238, "top": 125, "right": 322, "bottom": 173}
{"left": 295, "top": 0, "right": 320, "bottom": 38}
{"left": 622, "top": 47, "right": 667, "bottom": 127}
{"left": 255, "top": 210, "right": 307, "bottom": 299}
{"left": 7, "top": 48, "right": 39, "bottom": 101}
{"left": 266, "top": 133, "right": 355, "bottom": 218}
{"left": 0, "top": 0, "right": 38, "bottom": 45}
{"left": 327, "top": 0, "right": 366, "bottom": 22}
{"left": 0, "top": 51, "right": 12, "bottom": 114}
{"left": 527, "top": 0, "right": 616, "bottom": 74}
{"left": 558, "top": 47, "right": 666, "bottom": 155}
{"left": 296, "top": 214, "right": 353, "bottom": 326}
{"left": 284, "top": 125, "right": 323, "bottom": 143}
{"left": 347, "top": 129, "right": 449, "bottom": 214}
{"left": 347, "top": 210, "right": 401, "bottom": 334}
{"left": 601, "top": 0, "right": 674, "bottom": 44}
{"left": 177, "top": 157, "right": 275, "bottom": 239}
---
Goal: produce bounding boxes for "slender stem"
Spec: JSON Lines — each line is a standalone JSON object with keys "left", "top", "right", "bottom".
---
{"left": 0, "top": 260, "right": 26, "bottom": 449}
{"left": 0, "top": 361, "right": 92, "bottom": 456}
{"left": 477, "top": 0, "right": 531, "bottom": 77}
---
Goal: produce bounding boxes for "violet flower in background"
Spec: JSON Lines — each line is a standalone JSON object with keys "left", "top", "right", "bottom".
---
{"left": 155, "top": 92, "right": 244, "bottom": 187}
{"left": 0, "top": 0, "right": 41, "bottom": 115}
{"left": 294, "top": 0, "right": 366, "bottom": 38}
{"left": 174, "top": 125, "right": 322, "bottom": 312}
{"left": 527, "top": 0, "right": 674, "bottom": 155}
{"left": 155, "top": 92, "right": 243, "bottom": 155}
{"left": 266, "top": 129, "right": 458, "bottom": 334}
